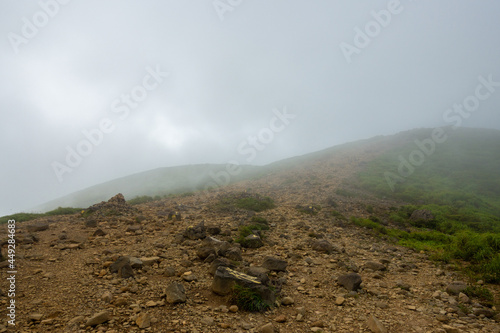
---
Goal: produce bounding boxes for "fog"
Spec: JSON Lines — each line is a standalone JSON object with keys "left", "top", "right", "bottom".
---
{"left": 1, "top": 0, "right": 499, "bottom": 216}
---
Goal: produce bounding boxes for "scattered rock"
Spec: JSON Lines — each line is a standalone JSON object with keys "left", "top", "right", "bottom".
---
{"left": 473, "top": 308, "right": 495, "bottom": 318}
{"left": 442, "top": 325, "right": 461, "bottom": 333}
{"left": 260, "top": 322, "right": 275, "bottom": 333}
{"left": 335, "top": 296, "right": 345, "bottom": 305}
{"left": 338, "top": 273, "right": 362, "bottom": 291}
{"left": 446, "top": 281, "right": 467, "bottom": 295}
{"left": 136, "top": 312, "right": 151, "bottom": 328}
{"left": 197, "top": 246, "right": 216, "bottom": 260}
{"left": 184, "top": 222, "right": 206, "bottom": 240}
{"left": 242, "top": 234, "right": 264, "bottom": 248}
{"left": 109, "top": 256, "right": 134, "bottom": 278}
{"left": 201, "top": 316, "right": 215, "bottom": 325}
{"left": 311, "top": 239, "right": 335, "bottom": 253}
{"left": 367, "top": 314, "right": 387, "bottom": 333}
{"left": 93, "top": 228, "right": 106, "bottom": 236}
{"left": 102, "top": 291, "right": 113, "bottom": 303}
{"left": 364, "top": 261, "right": 386, "bottom": 271}
{"left": 164, "top": 266, "right": 176, "bottom": 277}
{"left": 262, "top": 256, "right": 288, "bottom": 272}
{"left": 85, "top": 311, "right": 111, "bottom": 326}
{"left": 165, "top": 282, "right": 186, "bottom": 304}
{"left": 27, "top": 222, "right": 49, "bottom": 233}
{"left": 246, "top": 266, "right": 270, "bottom": 285}
{"left": 282, "top": 296, "right": 294, "bottom": 305}
{"left": 274, "top": 314, "right": 287, "bottom": 323}
{"left": 29, "top": 313, "right": 44, "bottom": 321}
{"left": 212, "top": 266, "right": 275, "bottom": 306}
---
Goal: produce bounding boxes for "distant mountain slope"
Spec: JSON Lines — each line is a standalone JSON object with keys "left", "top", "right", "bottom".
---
{"left": 31, "top": 127, "right": 500, "bottom": 218}
{"left": 33, "top": 164, "right": 263, "bottom": 212}
{"left": 356, "top": 127, "right": 500, "bottom": 217}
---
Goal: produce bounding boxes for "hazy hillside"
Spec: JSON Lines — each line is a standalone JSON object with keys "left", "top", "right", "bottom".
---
{"left": 356, "top": 127, "right": 500, "bottom": 218}
{"left": 33, "top": 164, "right": 264, "bottom": 213}
{"left": 30, "top": 127, "right": 500, "bottom": 218}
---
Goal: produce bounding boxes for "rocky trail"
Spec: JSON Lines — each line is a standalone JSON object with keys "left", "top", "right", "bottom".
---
{"left": 1, "top": 189, "right": 499, "bottom": 333}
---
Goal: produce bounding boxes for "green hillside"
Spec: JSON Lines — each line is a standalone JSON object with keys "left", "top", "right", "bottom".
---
{"left": 354, "top": 127, "right": 500, "bottom": 282}
{"left": 357, "top": 127, "right": 500, "bottom": 225}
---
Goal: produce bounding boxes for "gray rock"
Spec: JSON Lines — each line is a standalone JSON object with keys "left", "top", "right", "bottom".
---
{"left": 26, "top": 222, "right": 49, "bottom": 233}
{"left": 184, "top": 222, "right": 206, "bottom": 240}
{"left": 446, "top": 281, "right": 467, "bottom": 295}
{"left": 85, "top": 219, "right": 98, "bottom": 228}
{"left": 212, "top": 266, "right": 276, "bottom": 306}
{"left": 126, "top": 225, "right": 142, "bottom": 233}
{"left": 109, "top": 256, "right": 134, "bottom": 278}
{"left": 197, "top": 246, "right": 216, "bottom": 260}
{"left": 207, "top": 226, "right": 221, "bottom": 235}
{"left": 164, "top": 266, "right": 176, "bottom": 277}
{"left": 246, "top": 266, "right": 270, "bottom": 285}
{"left": 242, "top": 234, "right": 264, "bottom": 248}
{"left": 338, "top": 273, "right": 362, "bottom": 291}
{"left": 93, "top": 229, "right": 106, "bottom": 236}
{"left": 85, "top": 311, "right": 111, "bottom": 326}
{"left": 473, "top": 308, "right": 495, "bottom": 318}
{"left": 262, "top": 256, "right": 288, "bottom": 272}
{"left": 260, "top": 322, "right": 275, "bottom": 333}
{"left": 224, "top": 247, "right": 243, "bottom": 261}
{"left": 364, "top": 261, "right": 386, "bottom": 271}
{"left": 140, "top": 256, "right": 160, "bottom": 266}
{"left": 209, "top": 257, "right": 233, "bottom": 275}
{"left": 165, "top": 282, "right": 186, "bottom": 304}
{"left": 367, "top": 315, "right": 387, "bottom": 333}
{"left": 136, "top": 312, "right": 151, "bottom": 328}
{"left": 65, "top": 316, "right": 85, "bottom": 332}
{"left": 129, "top": 257, "right": 143, "bottom": 269}
{"left": 311, "top": 239, "right": 335, "bottom": 253}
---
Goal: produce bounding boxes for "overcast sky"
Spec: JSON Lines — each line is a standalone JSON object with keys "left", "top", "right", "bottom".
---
{"left": 1, "top": 0, "right": 499, "bottom": 216}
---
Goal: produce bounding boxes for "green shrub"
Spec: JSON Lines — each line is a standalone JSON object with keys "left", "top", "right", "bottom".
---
{"left": 0, "top": 207, "right": 83, "bottom": 224}
{"left": 127, "top": 195, "right": 156, "bottom": 205}
{"left": 251, "top": 216, "right": 268, "bottom": 224}
{"left": 464, "top": 285, "right": 494, "bottom": 302}
{"left": 213, "top": 193, "right": 275, "bottom": 212}
{"left": 329, "top": 210, "right": 346, "bottom": 220}
{"left": 296, "top": 205, "right": 321, "bottom": 215}
{"left": 230, "top": 284, "right": 271, "bottom": 312}
{"left": 235, "top": 223, "right": 269, "bottom": 244}
{"left": 236, "top": 197, "right": 275, "bottom": 212}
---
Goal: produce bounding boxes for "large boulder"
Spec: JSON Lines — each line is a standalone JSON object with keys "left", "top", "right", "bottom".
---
{"left": 212, "top": 267, "right": 275, "bottom": 307}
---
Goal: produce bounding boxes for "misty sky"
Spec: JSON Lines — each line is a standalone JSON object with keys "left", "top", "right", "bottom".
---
{"left": 1, "top": 0, "right": 499, "bottom": 216}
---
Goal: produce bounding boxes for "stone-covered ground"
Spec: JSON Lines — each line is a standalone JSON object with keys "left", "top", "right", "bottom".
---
{"left": 1, "top": 190, "right": 499, "bottom": 333}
